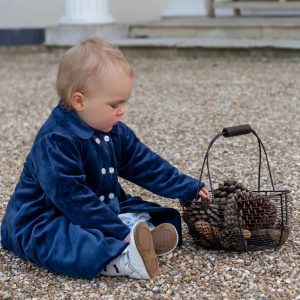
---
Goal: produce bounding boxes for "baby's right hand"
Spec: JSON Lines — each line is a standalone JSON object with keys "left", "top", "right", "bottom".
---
{"left": 123, "top": 234, "right": 130, "bottom": 242}
{"left": 198, "top": 187, "right": 211, "bottom": 202}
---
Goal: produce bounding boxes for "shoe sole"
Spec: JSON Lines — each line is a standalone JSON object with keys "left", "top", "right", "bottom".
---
{"left": 134, "top": 222, "right": 159, "bottom": 278}
{"left": 151, "top": 223, "right": 179, "bottom": 256}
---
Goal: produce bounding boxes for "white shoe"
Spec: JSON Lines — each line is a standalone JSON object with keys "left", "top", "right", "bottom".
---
{"left": 100, "top": 222, "right": 159, "bottom": 280}
{"left": 151, "top": 223, "right": 179, "bottom": 256}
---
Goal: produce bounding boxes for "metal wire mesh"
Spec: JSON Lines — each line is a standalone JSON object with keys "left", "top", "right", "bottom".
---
{"left": 180, "top": 190, "right": 292, "bottom": 251}
{"left": 180, "top": 125, "right": 293, "bottom": 252}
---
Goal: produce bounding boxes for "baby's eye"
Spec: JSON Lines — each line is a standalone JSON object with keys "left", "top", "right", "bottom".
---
{"left": 110, "top": 104, "right": 119, "bottom": 109}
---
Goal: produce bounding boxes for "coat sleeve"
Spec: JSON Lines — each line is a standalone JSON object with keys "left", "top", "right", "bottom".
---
{"left": 31, "top": 133, "right": 130, "bottom": 240}
{"left": 118, "top": 123, "right": 204, "bottom": 201}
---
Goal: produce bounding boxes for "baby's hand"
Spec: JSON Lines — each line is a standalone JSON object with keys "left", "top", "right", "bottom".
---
{"left": 123, "top": 234, "right": 130, "bottom": 243}
{"left": 198, "top": 187, "right": 211, "bottom": 202}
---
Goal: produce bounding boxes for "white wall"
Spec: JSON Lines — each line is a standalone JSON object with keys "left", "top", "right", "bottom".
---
{"left": 0, "top": 0, "right": 173, "bottom": 28}
{"left": 0, "top": 0, "right": 187, "bottom": 28}
{"left": 164, "top": 0, "right": 206, "bottom": 16}
{"left": 109, "top": 0, "right": 170, "bottom": 23}
{"left": 0, "top": 0, "right": 64, "bottom": 28}
{"left": 0, "top": 0, "right": 209, "bottom": 28}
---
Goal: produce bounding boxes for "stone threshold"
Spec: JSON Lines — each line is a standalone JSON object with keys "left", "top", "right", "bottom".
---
{"left": 112, "top": 37, "right": 300, "bottom": 50}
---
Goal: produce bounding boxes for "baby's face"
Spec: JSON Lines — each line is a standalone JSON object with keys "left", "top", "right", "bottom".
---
{"left": 77, "top": 65, "right": 134, "bottom": 132}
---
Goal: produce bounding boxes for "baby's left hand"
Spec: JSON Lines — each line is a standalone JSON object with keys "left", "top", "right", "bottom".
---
{"left": 198, "top": 187, "right": 211, "bottom": 202}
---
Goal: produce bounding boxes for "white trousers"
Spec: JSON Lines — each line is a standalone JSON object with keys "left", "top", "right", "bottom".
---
{"left": 99, "top": 212, "right": 155, "bottom": 278}
{"left": 118, "top": 212, "right": 155, "bottom": 230}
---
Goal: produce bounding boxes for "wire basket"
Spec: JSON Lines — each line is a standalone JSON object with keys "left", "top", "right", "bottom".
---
{"left": 180, "top": 125, "right": 293, "bottom": 252}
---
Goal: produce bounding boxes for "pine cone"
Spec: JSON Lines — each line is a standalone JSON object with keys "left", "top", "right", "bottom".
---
{"left": 235, "top": 191, "right": 277, "bottom": 229}
{"left": 272, "top": 227, "right": 290, "bottom": 245}
{"left": 194, "top": 220, "right": 213, "bottom": 241}
{"left": 223, "top": 199, "right": 246, "bottom": 228}
{"left": 242, "top": 229, "right": 251, "bottom": 239}
{"left": 249, "top": 227, "right": 290, "bottom": 247}
{"left": 213, "top": 179, "right": 247, "bottom": 199}
{"left": 183, "top": 201, "right": 221, "bottom": 228}
{"left": 220, "top": 228, "right": 246, "bottom": 251}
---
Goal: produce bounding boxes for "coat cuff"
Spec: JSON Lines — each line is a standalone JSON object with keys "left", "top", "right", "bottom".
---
{"left": 118, "top": 225, "right": 131, "bottom": 241}
{"left": 179, "top": 179, "right": 205, "bottom": 202}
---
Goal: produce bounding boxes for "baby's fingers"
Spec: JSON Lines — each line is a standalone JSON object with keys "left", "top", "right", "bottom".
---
{"left": 199, "top": 188, "right": 211, "bottom": 201}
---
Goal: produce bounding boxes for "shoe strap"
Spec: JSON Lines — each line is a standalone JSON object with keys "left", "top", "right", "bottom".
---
{"left": 122, "top": 249, "right": 135, "bottom": 275}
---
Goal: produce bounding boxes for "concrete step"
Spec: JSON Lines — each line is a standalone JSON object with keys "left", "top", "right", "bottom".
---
{"left": 214, "top": 1, "right": 300, "bottom": 10}
{"left": 129, "top": 17, "right": 300, "bottom": 40}
{"left": 112, "top": 37, "right": 300, "bottom": 50}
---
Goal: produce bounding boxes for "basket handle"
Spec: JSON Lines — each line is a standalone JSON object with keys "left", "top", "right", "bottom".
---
{"left": 197, "top": 124, "right": 275, "bottom": 203}
{"left": 222, "top": 124, "right": 252, "bottom": 138}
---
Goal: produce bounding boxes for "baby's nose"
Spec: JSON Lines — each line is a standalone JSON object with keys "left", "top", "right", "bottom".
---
{"left": 117, "top": 110, "right": 124, "bottom": 117}
{"left": 117, "top": 106, "right": 125, "bottom": 116}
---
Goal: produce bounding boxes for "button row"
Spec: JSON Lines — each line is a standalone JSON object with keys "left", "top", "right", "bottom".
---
{"left": 99, "top": 193, "right": 115, "bottom": 201}
{"left": 95, "top": 135, "right": 110, "bottom": 144}
{"left": 101, "top": 167, "right": 114, "bottom": 175}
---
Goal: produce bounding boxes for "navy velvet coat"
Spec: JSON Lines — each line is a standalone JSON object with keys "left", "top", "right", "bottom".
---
{"left": 1, "top": 101, "right": 204, "bottom": 279}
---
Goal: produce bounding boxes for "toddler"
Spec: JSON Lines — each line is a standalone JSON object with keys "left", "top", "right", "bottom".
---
{"left": 1, "top": 38, "right": 209, "bottom": 280}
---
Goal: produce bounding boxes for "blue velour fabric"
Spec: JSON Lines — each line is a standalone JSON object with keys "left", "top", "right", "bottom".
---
{"left": 1, "top": 100, "right": 204, "bottom": 279}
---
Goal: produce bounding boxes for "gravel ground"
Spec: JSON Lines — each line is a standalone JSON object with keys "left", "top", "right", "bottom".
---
{"left": 0, "top": 47, "right": 299, "bottom": 300}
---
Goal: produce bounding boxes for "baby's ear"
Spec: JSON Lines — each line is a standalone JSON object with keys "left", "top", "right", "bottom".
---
{"left": 71, "top": 92, "right": 85, "bottom": 112}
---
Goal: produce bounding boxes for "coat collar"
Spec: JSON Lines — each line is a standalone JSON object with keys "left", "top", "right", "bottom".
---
{"left": 52, "top": 99, "right": 96, "bottom": 139}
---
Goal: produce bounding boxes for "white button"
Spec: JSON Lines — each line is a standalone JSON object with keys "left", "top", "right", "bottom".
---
{"left": 101, "top": 168, "right": 106, "bottom": 175}
{"left": 95, "top": 138, "right": 101, "bottom": 144}
{"left": 104, "top": 135, "right": 110, "bottom": 142}
{"left": 109, "top": 167, "right": 114, "bottom": 174}
{"left": 99, "top": 195, "right": 105, "bottom": 201}
{"left": 109, "top": 193, "right": 114, "bottom": 199}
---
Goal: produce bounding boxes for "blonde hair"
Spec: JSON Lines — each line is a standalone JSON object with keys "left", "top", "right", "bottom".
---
{"left": 56, "top": 38, "right": 134, "bottom": 110}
